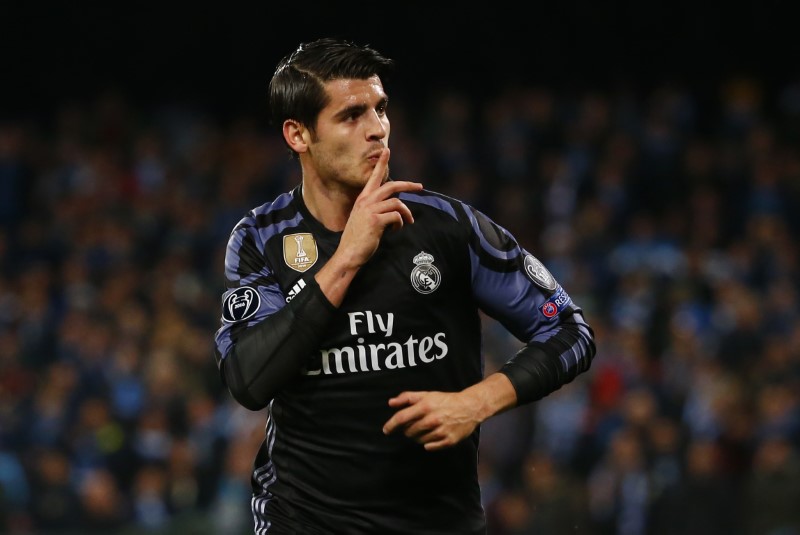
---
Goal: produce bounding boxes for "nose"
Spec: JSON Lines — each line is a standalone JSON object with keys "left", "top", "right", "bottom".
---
{"left": 366, "top": 109, "right": 388, "bottom": 141}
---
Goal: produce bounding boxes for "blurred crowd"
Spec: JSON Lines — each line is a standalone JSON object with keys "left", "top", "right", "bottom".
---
{"left": 1, "top": 74, "right": 800, "bottom": 534}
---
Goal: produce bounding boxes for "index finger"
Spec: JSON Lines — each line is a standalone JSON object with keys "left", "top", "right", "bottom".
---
{"left": 388, "top": 391, "right": 422, "bottom": 407}
{"left": 383, "top": 392, "right": 424, "bottom": 435}
{"left": 363, "top": 147, "right": 390, "bottom": 194}
{"left": 383, "top": 405, "right": 424, "bottom": 435}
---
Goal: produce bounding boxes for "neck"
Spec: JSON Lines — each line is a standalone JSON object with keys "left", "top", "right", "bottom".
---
{"left": 301, "top": 179, "right": 358, "bottom": 232}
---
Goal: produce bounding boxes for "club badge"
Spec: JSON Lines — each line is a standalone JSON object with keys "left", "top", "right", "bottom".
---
{"left": 524, "top": 254, "right": 557, "bottom": 291}
{"left": 410, "top": 251, "right": 441, "bottom": 294}
{"left": 283, "top": 233, "right": 318, "bottom": 272}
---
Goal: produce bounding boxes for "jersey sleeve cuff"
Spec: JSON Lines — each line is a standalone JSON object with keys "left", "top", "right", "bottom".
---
{"left": 498, "top": 343, "right": 562, "bottom": 405}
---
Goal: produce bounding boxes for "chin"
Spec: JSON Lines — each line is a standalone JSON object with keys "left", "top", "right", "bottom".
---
{"left": 342, "top": 179, "right": 367, "bottom": 193}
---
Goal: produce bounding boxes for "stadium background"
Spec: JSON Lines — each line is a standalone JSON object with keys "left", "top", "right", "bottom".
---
{"left": 2, "top": 2, "right": 800, "bottom": 533}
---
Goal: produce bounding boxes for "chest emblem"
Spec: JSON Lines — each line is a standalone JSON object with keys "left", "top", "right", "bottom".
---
{"left": 410, "top": 251, "right": 441, "bottom": 294}
{"left": 284, "top": 233, "right": 318, "bottom": 272}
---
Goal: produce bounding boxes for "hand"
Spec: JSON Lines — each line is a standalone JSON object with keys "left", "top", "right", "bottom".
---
{"left": 338, "top": 148, "right": 423, "bottom": 268}
{"left": 382, "top": 390, "right": 481, "bottom": 451}
{"left": 381, "top": 374, "right": 518, "bottom": 451}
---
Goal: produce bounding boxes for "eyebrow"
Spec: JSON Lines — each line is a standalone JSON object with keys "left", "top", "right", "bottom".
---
{"left": 332, "top": 96, "right": 389, "bottom": 121}
{"left": 333, "top": 103, "right": 369, "bottom": 121}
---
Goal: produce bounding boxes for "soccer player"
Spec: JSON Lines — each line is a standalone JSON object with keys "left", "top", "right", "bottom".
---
{"left": 213, "top": 37, "right": 596, "bottom": 534}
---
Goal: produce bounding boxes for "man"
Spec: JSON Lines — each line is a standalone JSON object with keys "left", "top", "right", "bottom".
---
{"left": 214, "top": 37, "right": 596, "bottom": 534}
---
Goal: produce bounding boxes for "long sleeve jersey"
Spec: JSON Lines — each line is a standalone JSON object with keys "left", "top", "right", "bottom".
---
{"left": 213, "top": 185, "right": 595, "bottom": 534}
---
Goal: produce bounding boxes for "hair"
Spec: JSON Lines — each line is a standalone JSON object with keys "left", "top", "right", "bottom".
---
{"left": 268, "top": 37, "right": 394, "bottom": 136}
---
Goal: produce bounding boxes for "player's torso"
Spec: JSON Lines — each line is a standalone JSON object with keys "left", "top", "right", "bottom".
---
{"left": 242, "top": 189, "right": 493, "bottom": 533}
{"left": 259, "top": 195, "right": 485, "bottom": 517}
{"left": 267, "top": 196, "right": 483, "bottom": 408}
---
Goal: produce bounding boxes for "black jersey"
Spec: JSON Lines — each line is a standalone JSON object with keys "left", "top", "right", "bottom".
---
{"left": 214, "top": 185, "right": 594, "bottom": 534}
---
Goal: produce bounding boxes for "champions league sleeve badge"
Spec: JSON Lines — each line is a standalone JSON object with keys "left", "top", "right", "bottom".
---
{"left": 222, "top": 286, "right": 261, "bottom": 323}
{"left": 523, "top": 254, "right": 558, "bottom": 292}
{"left": 410, "top": 251, "right": 441, "bottom": 294}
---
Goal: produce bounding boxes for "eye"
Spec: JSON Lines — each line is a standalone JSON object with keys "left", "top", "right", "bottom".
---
{"left": 376, "top": 102, "right": 388, "bottom": 116}
{"left": 342, "top": 107, "right": 365, "bottom": 122}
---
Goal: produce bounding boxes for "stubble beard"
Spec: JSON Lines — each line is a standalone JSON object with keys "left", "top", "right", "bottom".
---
{"left": 336, "top": 163, "right": 390, "bottom": 194}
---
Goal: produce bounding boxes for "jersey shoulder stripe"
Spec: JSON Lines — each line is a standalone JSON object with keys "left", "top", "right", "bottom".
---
{"left": 226, "top": 190, "right": 306, "bottom": 275}
{"left": 252, "top": 190, "right": 295, "bottom": 219}
{"left": 463, "top": 205, "right": 520, "bottom": 260}
{"left": 401, "top": 188, "right": 522, "bottom": 272}
{"left": 223, "top": 197, "right": 302, "bottom": 292}
{"left": 231, "top": 191, "right": 296, "bottom": 232}
{"left": 399, "top": 189, "right": 460, "bottom": 221}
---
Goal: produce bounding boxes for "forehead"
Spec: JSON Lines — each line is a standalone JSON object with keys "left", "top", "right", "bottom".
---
{"left": 323, "top": 76, "right": 386, "bottom": 109}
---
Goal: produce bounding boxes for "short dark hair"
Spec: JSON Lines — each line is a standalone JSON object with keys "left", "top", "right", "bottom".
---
{"left": 268, "top": 37, "right": 394, "bottom": 133}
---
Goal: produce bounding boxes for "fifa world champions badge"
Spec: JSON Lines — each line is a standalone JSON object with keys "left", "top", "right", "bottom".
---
{"left": 410, "top": 251, "right": 441, "bottom": 294}
{"left": 284, "top": 233, "right": 318, "bottom": 272}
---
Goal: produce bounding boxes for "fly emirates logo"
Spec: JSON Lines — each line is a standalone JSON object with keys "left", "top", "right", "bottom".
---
{"left": 300, "top": 311, "right": 448, "bottom": 376}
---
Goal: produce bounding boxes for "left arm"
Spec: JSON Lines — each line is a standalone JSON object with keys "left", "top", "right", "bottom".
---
{"left": 383, "top": 204, "right": 596, "bottom": 450}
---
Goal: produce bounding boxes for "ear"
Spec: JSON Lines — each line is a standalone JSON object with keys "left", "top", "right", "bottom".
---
{"left": 283, "top": 120, "right": 309, "bottom": 154}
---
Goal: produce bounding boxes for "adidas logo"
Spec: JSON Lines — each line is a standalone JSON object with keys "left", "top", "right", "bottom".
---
{"left": 285, "top": 279, "right": 307, "bottom": 302}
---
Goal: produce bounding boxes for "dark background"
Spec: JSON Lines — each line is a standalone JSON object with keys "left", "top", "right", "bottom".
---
{"left": 2, "top": 1, "right": 796, "bottom": 121}
{"left": 2, "top": 3, "right": 800, "bottom": 534}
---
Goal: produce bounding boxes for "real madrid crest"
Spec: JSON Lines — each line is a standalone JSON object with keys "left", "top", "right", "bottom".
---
{"left": 283, "top": 233, "right": 318, "bottom": 272}
{"left": 410, "top": 251, "right": 441, "bottom": 294}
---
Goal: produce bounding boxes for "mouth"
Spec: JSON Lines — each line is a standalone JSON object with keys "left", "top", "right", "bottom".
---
{"left": 365, "top": 144, "right": 386, "bottom": 164}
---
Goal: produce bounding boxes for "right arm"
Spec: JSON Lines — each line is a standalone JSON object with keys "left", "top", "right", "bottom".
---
{"left": 214, "top": 149, "right": 422, "bottom": 410}
{"left": 213, "top": 219, "right": 337, "bottom": 411}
